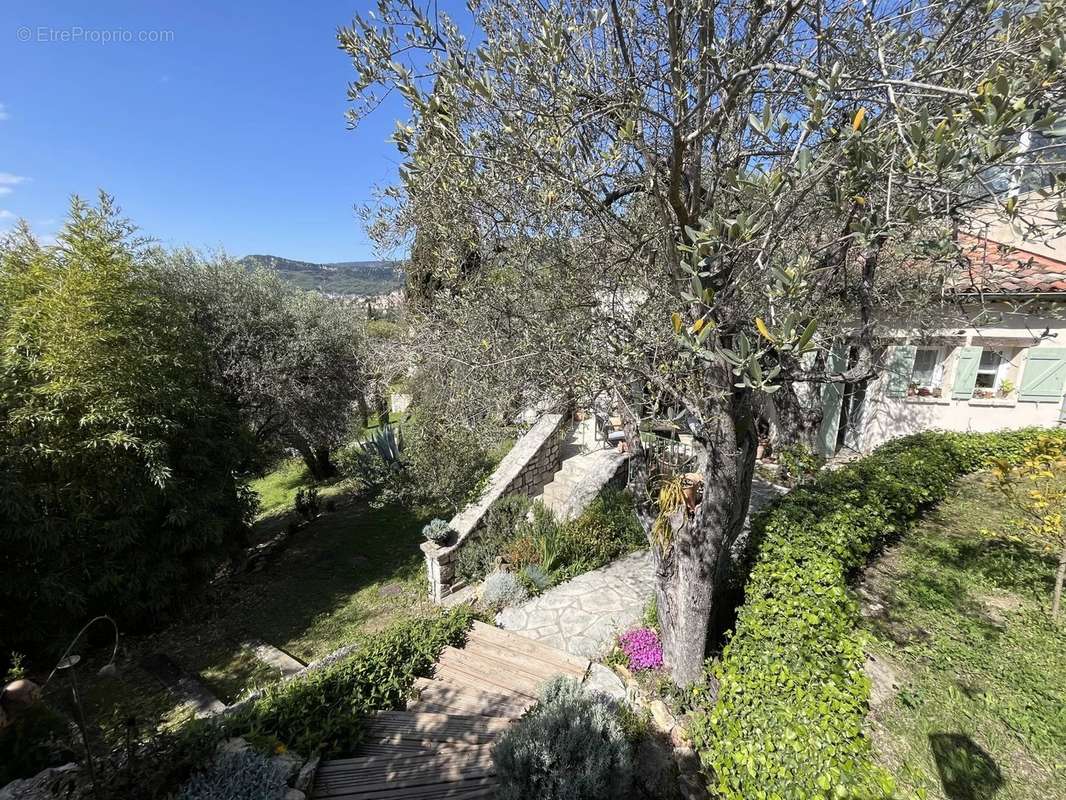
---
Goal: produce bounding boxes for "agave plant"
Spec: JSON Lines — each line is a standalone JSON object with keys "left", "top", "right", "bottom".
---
{"left": 360, "top": 424, "right": 405, "bottom": 472}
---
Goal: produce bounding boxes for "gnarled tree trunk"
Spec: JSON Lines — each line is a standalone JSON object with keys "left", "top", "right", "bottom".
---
{"left": 626, "top": 384, "right": 758, "bottom": 687}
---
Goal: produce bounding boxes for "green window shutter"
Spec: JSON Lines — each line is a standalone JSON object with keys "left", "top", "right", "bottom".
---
{"left": 951, "top": 346, "right": 982, "bottom": 400}
{"left": 816, "top": 344, "right": 848, "bottom": 456}
{"left": 885, "top": 345, "right": 917, "bottom": 399}
{"left": 1019, "top": 347, "right": 1066, "bottom": 403}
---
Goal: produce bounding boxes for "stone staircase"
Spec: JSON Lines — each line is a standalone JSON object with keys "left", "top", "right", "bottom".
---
{"left": 311, "top": 621, "right": 590, "bottom": 799}
{"left": 537, "top": 417, "right": 628, "bottom": 522}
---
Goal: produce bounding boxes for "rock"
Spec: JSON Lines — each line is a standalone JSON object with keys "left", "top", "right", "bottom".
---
{"left": 283, "top": 790, "right": 306, "bottom": 800}
{"left": 378, "top": 583, "right": 404, "bottom": 598}
{"left": 864, "top": 651, "right": 901, "bottom": 707}
{"left": 294, "top": 753, "right": 320, "bottom": 793}
{"left": 271, "top": 750, "right": 304, "bottom": 783}
{"left": 0, "top": 763, "right": 82, "bottom": 800}
{"left": 648, "top": 699, "right": 677, "bottom": 735}
{"left": 217, "top": 737, "right": 252, "bottom": 755}
{"left": 1, "top": 680, "right": 41, "bottom": 713}
{"left": 583, "top": 663, "right": 627, "bottom": 702}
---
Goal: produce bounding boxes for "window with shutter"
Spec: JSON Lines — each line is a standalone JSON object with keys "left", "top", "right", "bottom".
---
{"left": 885, "top": 345, "right": 917, "bottom": 399}
{"left": 951, "top": 346, "right": 983, "bottom": 400}
{"left": 1018, "top": 348, "right": 1066, "bottom": 403}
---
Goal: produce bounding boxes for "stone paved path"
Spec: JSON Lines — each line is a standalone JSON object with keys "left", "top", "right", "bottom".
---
{"left": 498, "top": 550, "right": 655, "bottom": 659}
{"left": 497, "top": 478, "right": 786, "bottom": 660}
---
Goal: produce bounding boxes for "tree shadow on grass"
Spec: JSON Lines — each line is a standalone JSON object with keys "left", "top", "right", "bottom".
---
{"left": 930, "top": 733, "right": 1003, "bottom": 800}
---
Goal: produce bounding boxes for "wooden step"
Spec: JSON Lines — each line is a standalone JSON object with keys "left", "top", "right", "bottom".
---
{"left": 436, "top": 649, "right": 545, "bottom": 697}
{"left": 349, "top": 739, "right": 487, "bottom": 759}
{"left": 460, "top": 637, "right": 583, "bottom": 682}
{"left": 314, "top": 747, "right": 495, "bottom": 798}
{"left": 442, "top": 644, "right": 558, "bottom": 687}
{"left": 468, "top": 621, "right": 590, "bottom": 676}
{"left": 432, "top": 662, "right": 539, "bottom": 701}
{"left": 408, "top": 679, "right": 531, "bottom": 718}
{"left": 365, "top": 710, "right": 512, "bottom": 746}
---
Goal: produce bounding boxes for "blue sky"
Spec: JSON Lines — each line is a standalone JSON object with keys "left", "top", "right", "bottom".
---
{"left": 0, "top": 0, "right": 448, "bottom": 262}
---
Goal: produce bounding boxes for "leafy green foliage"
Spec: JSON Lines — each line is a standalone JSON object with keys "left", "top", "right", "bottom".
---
{"left": 493, "top": 677, "right": 634, "bottom": 800}
{"left": 455, "top": 494, "right": 533, "bottom": 582}
{"left": 776, "top": 442, "right": 825, "bottom": 488}
{"left": 158, "top": 250, "right": 368, "bottom": 480}
{"left": 228, "top": 607, "right": 475, "bottom": 756}
{"left": 422, "top": 518, "right": 454, "bottom": 545}
{"left": 0, "top": 196, "right": 256, "bottom": 658}
{"left": 689, "top": 428, "right": 1066, "bottom": 800}
{"left": 293, "top": 487, "right": 321, "bottom": 522}
{"left": 456, "top": 489, "right": 645, "bottom": 586}
{"left": 177, "top": 749, "right": 288, "bottom": 800}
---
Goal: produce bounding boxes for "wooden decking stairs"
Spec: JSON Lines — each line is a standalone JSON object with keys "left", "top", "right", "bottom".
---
{"left": 311, "top": 621, "right": 590, "bottom": 799}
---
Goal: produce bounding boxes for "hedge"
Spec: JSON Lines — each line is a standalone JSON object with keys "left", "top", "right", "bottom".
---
{"left": 689, "top": 428, "right": 1066, "bottom": 800}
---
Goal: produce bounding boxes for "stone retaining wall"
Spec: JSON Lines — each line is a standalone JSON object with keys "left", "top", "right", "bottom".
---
{"left": 420, "top": 413, "right": 568, "bottom": 602}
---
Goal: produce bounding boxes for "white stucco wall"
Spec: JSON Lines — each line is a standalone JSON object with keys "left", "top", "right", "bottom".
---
{"left": 857, "top": 309, "right": 1066, "bottom": 452}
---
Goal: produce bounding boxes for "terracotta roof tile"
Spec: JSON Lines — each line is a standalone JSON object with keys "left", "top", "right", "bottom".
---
{"left": 948, "top": 233, "right": 1066, "bottom": 295}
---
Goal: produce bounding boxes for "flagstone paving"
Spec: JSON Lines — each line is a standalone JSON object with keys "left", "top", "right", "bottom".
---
{"left": 497, "top": 478, "right": 786, "bottom": 659}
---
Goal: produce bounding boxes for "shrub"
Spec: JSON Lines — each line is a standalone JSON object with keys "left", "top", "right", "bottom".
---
{"left": 520, "top": 564, "right": 550, "bottom": 593}
{"left": 455, "top": 495, "right": 532, "bottom": 582}
{"left": 689, "top": 428, "right": 1066, "bottom": 800}
{"left": 228, "top": 607, "right": 475, "bottom": 757}
{"left": 493, "top": 676, "right": 633, "bottom": 800}
{"left": 557, "top": 489, "right": 645, "bottom": 573}
{"left": 502, "top": 533, "right": 539, "bottom": 568}
{"left": 294, "top": 487, "right": 321, "bottom": 522}
{"left": 776, "top": 442, "right": 824, "bottom": 487}
{"left": 0, "top": 199, "right": 256, "bottom": 658}
{"left": 422, "top": 518, "right": 454, "bottom": 546}
{"left": 618, "top": 627, "right": 663, "bottom": 671}
{"left": 480, "top": 571, "right": 529, "bottom": 609}
{"left": 177, "top": 748, "right": 288, "bottom": 800}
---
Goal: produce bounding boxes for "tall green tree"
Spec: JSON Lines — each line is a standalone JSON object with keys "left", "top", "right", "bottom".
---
{"left": 0, "top": 196, "right": 255, "bottom": 659}
{"left": 342, "top": 0, "right": 1065, "bottom": 684}
{"left": 159, "top": 252, "right": 369, "bottom": 480}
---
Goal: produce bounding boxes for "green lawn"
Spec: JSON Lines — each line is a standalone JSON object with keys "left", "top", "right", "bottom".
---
{"left": 249, "top": 457, "right": 350, "bottom": 519}
{"left": 863, "top": 472, "right": 1066, "bottom": 800}
{"left": 75, "top": 471, "right": 435, "bottom": 740}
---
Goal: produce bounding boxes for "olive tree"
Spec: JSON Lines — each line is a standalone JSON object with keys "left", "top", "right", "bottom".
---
{"left": 341, "top": 0, "right": 1065, "bottom": 684}
{"left": 160, "top": 252, "right": 370, "bottom": 480}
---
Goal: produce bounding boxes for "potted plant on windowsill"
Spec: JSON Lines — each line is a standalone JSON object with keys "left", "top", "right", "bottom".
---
{"left": 907, "top": 382, "right": 919, "bottom": 397}
{"left": 998, "top": 379, "right": 1015, "bottom": 399}
{"left": 973, "top": 388, "right": 995, "bottom": 400}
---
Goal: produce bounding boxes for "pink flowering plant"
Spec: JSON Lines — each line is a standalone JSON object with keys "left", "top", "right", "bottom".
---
{"left": 618, "top": 627, "right": 663, "bottom": 671}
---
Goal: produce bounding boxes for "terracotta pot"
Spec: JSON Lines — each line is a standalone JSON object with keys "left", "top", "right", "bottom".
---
{"left": 681, "top": 472, "right": 704, "bottom": 511}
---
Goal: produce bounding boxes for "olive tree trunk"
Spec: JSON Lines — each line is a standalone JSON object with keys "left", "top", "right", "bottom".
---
{"left": 626, "top": 385, "right": 758, "bottom": 687}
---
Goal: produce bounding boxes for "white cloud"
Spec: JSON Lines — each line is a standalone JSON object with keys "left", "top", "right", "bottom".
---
{"left": 0, "top": 188, "right": 11, "bottom": 196}
{"left": 0, "top": 103, "right": 8, "bottom": 121}
{"left": 0, "top": 173, "right": 28, "bottom": 187}
{"left": 0, "top": 210, "right": 14, "bottom": 219}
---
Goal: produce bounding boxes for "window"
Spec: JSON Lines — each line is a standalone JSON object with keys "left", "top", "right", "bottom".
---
{"left": 910, "top": 347, "right": 944, "bottom": 389}
{"left": 975, "top": 350, "right": 1006, "bottom": 389}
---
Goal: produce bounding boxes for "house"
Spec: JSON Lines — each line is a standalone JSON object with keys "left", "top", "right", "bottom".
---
{"left": 819, "top": 213, "right": 1066, "bottom": 455}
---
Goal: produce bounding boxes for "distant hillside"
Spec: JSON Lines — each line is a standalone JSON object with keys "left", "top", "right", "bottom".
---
{"left": 239, "top": 254, "right": 404, "bottom": 296}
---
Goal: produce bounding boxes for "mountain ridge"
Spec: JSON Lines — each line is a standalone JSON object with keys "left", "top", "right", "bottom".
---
{"left": 239, "top": 254, "right": 404, "bottom": 296}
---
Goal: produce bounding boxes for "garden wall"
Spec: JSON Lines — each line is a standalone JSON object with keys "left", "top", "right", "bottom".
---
{"left": 421, "top": 412, "right": 568, "bottom": 602}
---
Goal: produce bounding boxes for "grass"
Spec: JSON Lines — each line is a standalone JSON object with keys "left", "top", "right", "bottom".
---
{"left": 249, "top": 458, "right": 349, "bottom": 519}
{"left": 862, "top": 471, "right": 1066, "bottom": 800}
{"left": 71, "top": 463, "right": 436, "bottom": 743}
